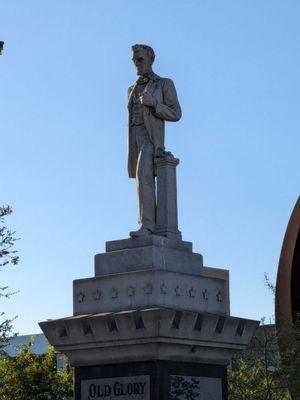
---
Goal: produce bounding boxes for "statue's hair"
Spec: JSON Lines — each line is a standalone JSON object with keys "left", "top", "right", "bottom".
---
{"left": 132, "top": 44, "right": 155, "bottom": 64}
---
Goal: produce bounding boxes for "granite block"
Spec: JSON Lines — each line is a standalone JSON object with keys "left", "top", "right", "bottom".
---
{"left": 95, "top": 246, "right": 203, "bottom": 276}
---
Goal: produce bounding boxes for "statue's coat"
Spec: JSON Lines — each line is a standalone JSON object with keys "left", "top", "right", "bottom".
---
{"left": 127, "top": 72, "right": 181, "bottom": 178}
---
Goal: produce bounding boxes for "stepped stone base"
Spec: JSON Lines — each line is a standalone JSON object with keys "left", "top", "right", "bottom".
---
{"left": 73, "top": 235, "right": 227, "bottom": 316}
{"left": 105, "top": 236, "right": 193, "bottom": 252}
{"left": 73, "top": 269, "right": 229, "bottom": 315}
{"left": 39, "top": 234, "right": 259, "bottom": 400}
{"left": 96, "top": 235, "right": 202, "bottom": 276}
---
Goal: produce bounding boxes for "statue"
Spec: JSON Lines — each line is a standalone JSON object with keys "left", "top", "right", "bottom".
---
{"left": 0, "top": 42, "right": 4, "bottom": 55}
{"left": 128, "top": 44, "right": 182, "bottom": 237}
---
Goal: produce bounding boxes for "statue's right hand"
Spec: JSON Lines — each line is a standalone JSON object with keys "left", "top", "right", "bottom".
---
{"left": 139, "top": 93, "right": 157, "bottom": 108}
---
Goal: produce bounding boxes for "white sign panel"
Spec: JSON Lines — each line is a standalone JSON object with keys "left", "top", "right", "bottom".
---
{"left": 81, "top": 375, "right": 150, "bottom": 400}
{"left": 170, "top": 375, "right": 222, "bottom": 400}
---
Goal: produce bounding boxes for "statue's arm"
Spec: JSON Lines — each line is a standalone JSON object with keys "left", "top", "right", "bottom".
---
{"left": 128, "top": 85, "right": 134, "bottom": 99}
{"left": 153, "top": 79, "right": 182, "bottom": 122}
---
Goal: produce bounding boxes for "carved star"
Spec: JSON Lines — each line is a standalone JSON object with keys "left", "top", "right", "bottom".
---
{"left": 77, "top": 292, "right": 85, "bottom": 303}
{"left": 202, "top": 289, "right": 209, "bottom": 300}
{"left": 143, "top": 283, "right": 153, "bottom": 295}
{"left": 160, "top": 283, "right": 167, "bottom": 294}
{"left": 174, "top": 285, "right": 182, "bottom": 296}
{"left": 216, "top": 291, "right": 223, "bottom": 302}
{"left": 127, "top": 285, "right": 136, "bottom": 297}
{"left": 111, "top": 288, "right": 119, "bottom": 299}
{"left": 92, "top": 289, "right": 101, "bottom": 301}
{"left": 189, "top": 287, "right": 196, "bottom": 298}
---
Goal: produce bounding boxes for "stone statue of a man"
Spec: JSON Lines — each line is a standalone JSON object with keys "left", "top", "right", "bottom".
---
{"left": 128, "top": 44, "right": 182, "bottom": 237}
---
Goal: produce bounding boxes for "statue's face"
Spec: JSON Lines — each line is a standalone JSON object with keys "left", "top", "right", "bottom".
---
{"left": 132, "top": 48, "right": 152, "bottom": 76}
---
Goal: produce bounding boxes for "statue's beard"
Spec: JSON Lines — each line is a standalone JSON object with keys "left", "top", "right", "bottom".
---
{"left": 136, "top": 67, "right": 152, "bottom": 76}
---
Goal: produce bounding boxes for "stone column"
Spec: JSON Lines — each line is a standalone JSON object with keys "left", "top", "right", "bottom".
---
{"left": 155, "top": 152, "right": 181, "bottom": 240}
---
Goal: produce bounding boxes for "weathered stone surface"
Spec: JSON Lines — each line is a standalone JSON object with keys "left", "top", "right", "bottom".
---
{"left": 106, "top": 235, "right": 192, "bottom": 252}
{"left": 128, "top": 45, "right": 182, "bottom": 237}
{"left": 202, "top": 266, "right": 229, "bottom": 281}
{"left": 39, "top": 308, "right": 259, "bottom": 367}
{"left": 95, "top": 245, "right": 203, "bottom": 276}
{"left": 73, "top": 269, "right": 228, "bottom": 315}
{"left": 75, "top": 361, "right": 227, "bottom": 400}
{"left": 155, "top": 154, "right": 181, "bottom": 240}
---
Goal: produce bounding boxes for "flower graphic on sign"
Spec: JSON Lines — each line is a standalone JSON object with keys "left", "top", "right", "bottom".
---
{"left": 170, "top": 375, "right": 201, "bottom": 400}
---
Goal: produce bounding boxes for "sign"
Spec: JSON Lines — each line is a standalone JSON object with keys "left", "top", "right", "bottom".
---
{"left": 170, "top": 375, "right": 222, "bottom": 400}
{"left": 81, "top": 375, "right": 150, "bottom": 400}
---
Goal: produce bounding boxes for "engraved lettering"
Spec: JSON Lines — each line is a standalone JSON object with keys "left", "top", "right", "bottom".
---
{"left": 112, "top": 381, "right": 147, "bottom": 397}
{"left": 113, "top": 382, "right": 122, "bottom": 396}
{"left": 133, "top": 382, "right": 140, "bottom": 394}
{"left": 127, "top": 382, "right": 133, "bottom": 395}
{"left": 89, "top": 384, "right": 96, "bottom": 398}
{"left": 88, "top": 384, "right": 112, "bottom": 398}
{"left": 104, "top": 385, "right": 111, "bottom": 397}
{"left": 97, "top": 384, "right": 103, "bottom": 397}
{"left": 82, "top": 375, "right": 150, "bottom": 399}
{"left": 139, "top": 382, "right": 146, "bottom": 394}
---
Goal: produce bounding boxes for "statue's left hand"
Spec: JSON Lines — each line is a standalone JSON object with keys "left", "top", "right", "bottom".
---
{"left": 139, "top": 92, "right": 157, "bottom": 108}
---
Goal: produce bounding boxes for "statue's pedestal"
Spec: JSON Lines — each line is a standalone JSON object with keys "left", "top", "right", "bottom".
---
{"left": 75, "top": 361, "right": 227, "bottom": 400}
{"left": 40, "top": 235, "right": 259, "bottom": 400}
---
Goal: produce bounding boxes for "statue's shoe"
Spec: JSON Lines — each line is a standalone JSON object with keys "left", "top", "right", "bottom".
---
{"left": 129, "top": 226, "right": 153, "bottom": 238}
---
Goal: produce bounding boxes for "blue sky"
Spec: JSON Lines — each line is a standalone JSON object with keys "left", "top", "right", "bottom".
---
{"left": 1, "top": 0, "right": 300, "bottom": 334}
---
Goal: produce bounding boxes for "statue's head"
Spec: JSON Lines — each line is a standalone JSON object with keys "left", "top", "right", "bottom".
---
{"left": 131, "top": 44, "right": 155, "bottom": 76}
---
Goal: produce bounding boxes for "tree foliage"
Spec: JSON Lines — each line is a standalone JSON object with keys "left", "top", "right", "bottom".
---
{"left": 0, "top": 342, "right": 73, "bottom": 400}
{"left": 0, "top": 205, "right": 19, "bottom": 347}
{"left": 277, "top": 317, "right": 300, "bottom": 399}
{"left": 0, "top": 205, "right": 19, "bottom": 268}
{"left": 0, "top": 207, "right": 73, "bottom": 398}
{"left": 228, "top": 322, "right": 291, "bottom": 400}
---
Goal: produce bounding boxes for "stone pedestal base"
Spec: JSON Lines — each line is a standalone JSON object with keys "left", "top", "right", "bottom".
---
{"left": 39, "top": 307, "right": 258, "bottom": 367}
{"left": 75, "top": 360, "right": 227, "bottom": 400}
{"left": 39, "top": 235, "right": 259, "bottom": 400}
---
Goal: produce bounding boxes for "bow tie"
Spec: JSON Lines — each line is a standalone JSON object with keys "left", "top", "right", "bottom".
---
{"left": 136, "top": 76, "right": 150, "bottom": 85}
